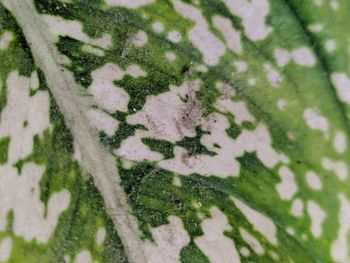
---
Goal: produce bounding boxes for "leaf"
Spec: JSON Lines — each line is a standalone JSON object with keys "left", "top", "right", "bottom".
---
{"left": 0, "top": 0, "right": 350, "bottom": 262}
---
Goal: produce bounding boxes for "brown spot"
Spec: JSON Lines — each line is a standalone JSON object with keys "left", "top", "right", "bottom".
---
{"left": 146, "top": 113, "right": 165, "bottom": 138}
{"left": 178, "top": 83, "right": 202, "bottom": 130}
{"left": 181, "top": 151, "right": 191, "bottom": 167}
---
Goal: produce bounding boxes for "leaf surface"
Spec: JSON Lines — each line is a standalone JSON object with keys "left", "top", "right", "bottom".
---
{"left": 0, "top": 0, "right": 350, "bottom": 262}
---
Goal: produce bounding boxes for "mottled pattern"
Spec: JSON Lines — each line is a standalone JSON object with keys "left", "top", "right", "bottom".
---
{"left": 1, "top": 0, "right": 350, "bottom": 262}
{"left": 0, "top": 4, "right": 127, "bottom": 262}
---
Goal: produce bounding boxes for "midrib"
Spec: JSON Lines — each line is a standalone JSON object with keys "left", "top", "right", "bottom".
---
{"left": 9, "top": 0, "right": 147, "bottom": 262}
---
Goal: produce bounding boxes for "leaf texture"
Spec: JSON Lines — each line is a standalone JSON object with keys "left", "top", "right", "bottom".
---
{"left": 0, "top": 0, "right": 350, "bottom": 262}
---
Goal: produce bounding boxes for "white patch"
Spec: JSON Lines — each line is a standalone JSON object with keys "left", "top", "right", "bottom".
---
{"left": 222, "top": 0, "right": 272, "bottom": 41}
{"left": 152, "top": 22, "right": 164, "bottom": 33}
{"left": 167, "top": 30, "right": 182, "bottom": 43}
{"left": 233, "top": 61, "right": 248, "bottom": 73}
{"left": 286, "top": 227, "right": 295, "bottom": 236}
{"left": 104, "top": 0, "right": 154, "bottom": 8}
{"left": 132, "top": 30, "right": 148, "bottom": 47}
{"left": 0, "top": 72, "right": 51, "bottom": 164}
{"left": 30, "top": 71, "right": 39, "bottom": 90}
{"left": 215, "top": 84, "right": 251, "bottom": 125}
{"left": 307, "top": 200, "right": 326, "bottom": 238}
{"left": 173, "top": 175, "right": 182, "bottom": 187}
{"left": 308, "top": 23, "right": 324, "bottom": 32}
{"left": 160, "top": 118, "right": 287, "bottom": 177}
{"left": 263, "top": 64, "right": 283, "bottom": 88}
{"left": 120, "top": 158, "right": 136, "bottom": 170}
{"left": 314, "top": 0, "right": 323, "bottom": 6}
{"left": 0, "top": 237, "right": 12, "bottom": 261}
{"left": 194, "top": 201, "right": 203, "bottom": 210}
{"left": 232, "top": 197, "right": 278, "bottom": 245}
{"left": 216, "top": 82, "right": 236, "bottom": 97}
{"left": 247, "top": 78, "right": 256, "bottom": 86}
{"left": 127, "top": 80, "right": 201, "bottom": 142}
{"left": 86, "top": 109, "right": 119, "bottom": 137}
{"left": 269, "top": 250, "right": 279, "bottom": 261}
{"left": 331, "top": 73, "right": 350, "bottom": 104}
{"left": 96, "top": 227, "right": 106, "bottom": 246}
{"left": 303, "top": 108, "right": 329, "bottom": 135}
{"left": 275, "top": 47, "right": 316, "bottom": 67}
{"left": 141, "top": 12, "right": 150, "bottom": 19}
{"left": 325, "top": 39, "right": 336, "bottom": 53}
{"left": 322, "top": 157, "right": 348, "bottom": 180}
{"left": 81, "top": 44, "right": 105, "bottom": 57}
{"left": 171, "top": 0, "right": 226, "bottom": 65}
{"left": 305, "top": 171, "right": 322, "bottom": 190}
{"left": 143, "top": 216, "right": 190, "bottom": 263}
{"left": 194, "top": 64, "right": 208, "bottom": 72}
{"left": 331, "top": 194, "right": 350, "bottom": 263}
{"left": 276, "top": 166, "right": 297, "bottom": 200}
{"left": 195, "top": 207, "right": 241, "bottom": 263}
{"left": 240, "top": 246, "right": 250, "bottom": 257}
{"left": 330, "top": 0, "right": 339, "bottom": 10}
{"left": 73, "top": 140, "right": 83, "bottom": 165}
{"left": 212, "top": 15, "right": 242, "bottom": 55}
{"left": 246, "top": 127, "right": 289, "bottom": 165}
{"left": 277, "top": 99, "right": 287, "bottom": 111}
{"left": 290, "top": 198, "right": 303, "bottom": 217}
{"left": 239, "top": 228, "right": 264, "bottom": 255}
{"left": 216, "top": 99, "right": 255, "bottom": 125}
{"left": 0, "top": 163, "right": 70, "bottom": 243}
{"left": 0, "top": 31, "right": 14, "bottom": 50}
{"left": 165, "top": 52, "right": 177, "bottom": 62}
{"left": 74, "top": 250, "right": 93, "bottom": 263}
{"left": 274, "top": 48, "right": 291, "bottom": 67}
{"left": 292, "top": 47, "right": 316, "bottom": 67}
{"left": 89, "top": 63, "right": 130, "bottom": 113}
{"left": 42, "top": 15, "right": 112, "bottom": 49}
{"left": 334, "top": 131, "right": 346, "bottom": 153}
{"left": 117, "top": 130, "right": 163, "bottom": 161}
{"left": 124, "top": 78, "right": 286, "bottom": 177}
{"left": 118, "top": 80, "right": 201, "bottom": 161}
{"left": 126, "top": 64, "right": 147, "bottom": 78}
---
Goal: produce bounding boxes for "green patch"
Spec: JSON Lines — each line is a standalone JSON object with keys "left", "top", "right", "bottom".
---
{"left": 142, "top": 138, "right": 175, "bottom": 159}
{"left": 225, "top": 122, "right": 241, "bottom": 140}
{"left": 180, "top": 242, "right": 210, "bottom": 263}
{"left": 176, "top": 126, "right": 216, "bottom": 156}
{"left": 0, "top": 136, "right": 9, "bottom": 164}
{"left": 100, "top": 111, "right": 145, "bottom": 150}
